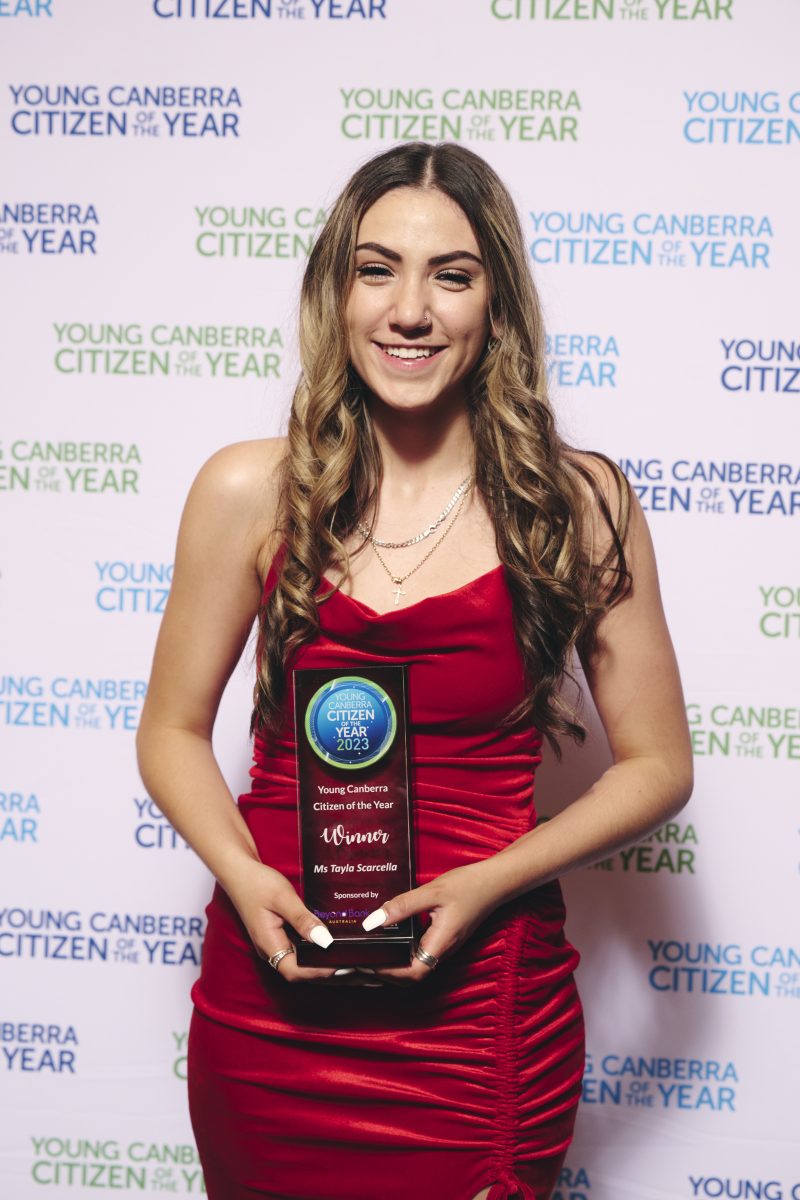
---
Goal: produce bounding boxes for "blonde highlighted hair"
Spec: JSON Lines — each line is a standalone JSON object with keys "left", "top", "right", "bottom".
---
{"left": 251, "top": 142, "right": 631, "bottom": 752}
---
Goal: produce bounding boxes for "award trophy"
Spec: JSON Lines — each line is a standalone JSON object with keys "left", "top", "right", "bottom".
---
{"left": 293, "top": 666, "right": 416, "bottom": 967}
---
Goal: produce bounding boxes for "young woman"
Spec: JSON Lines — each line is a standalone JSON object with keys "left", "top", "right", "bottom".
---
{"left": 136, "top": 142, "right": 693, "bottom": 1200}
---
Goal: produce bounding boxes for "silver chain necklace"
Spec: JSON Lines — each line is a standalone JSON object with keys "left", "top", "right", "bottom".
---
{"left": 356, "top": 474, "right": 473, "bottom": 549}
{"left": 367, "top": 488, "right": 469, "bottom": 607}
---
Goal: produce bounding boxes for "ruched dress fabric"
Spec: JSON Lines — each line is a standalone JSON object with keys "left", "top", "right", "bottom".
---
{"left": 189, "top": 561, "right": 585, "bottom": 1200}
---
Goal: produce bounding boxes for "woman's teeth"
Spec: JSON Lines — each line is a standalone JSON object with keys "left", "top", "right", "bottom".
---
{"left": 382, "top": 345, "right": 439, "bottom": 359}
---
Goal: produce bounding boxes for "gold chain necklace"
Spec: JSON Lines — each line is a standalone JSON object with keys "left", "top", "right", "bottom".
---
{"left": 356, "top": 474, "right": 472, "bottom": 549}
{"left": 367, "top": 486, "right": 470, "bottom": 607}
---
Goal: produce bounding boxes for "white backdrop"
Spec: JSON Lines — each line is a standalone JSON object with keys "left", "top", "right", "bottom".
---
{"left": 2, "top": 1, "right": 799, "bottom": 1197}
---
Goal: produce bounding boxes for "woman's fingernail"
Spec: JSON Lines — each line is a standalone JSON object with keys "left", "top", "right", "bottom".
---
{"left": 334, "top": 968, "right": 355, "bottom": 976}
{"left": 357, "top": 968, "right": 377, "bottom": 974}
{"left": 309, "top": 925, "right": 334, "bottom": 949}
{"left": 362, "top": 908, "right": 387, "bottom": 932}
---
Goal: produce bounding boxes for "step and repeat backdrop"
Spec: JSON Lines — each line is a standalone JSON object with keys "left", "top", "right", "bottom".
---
{"left": 2, "top": 1, "right": 798, "bottom": 1197}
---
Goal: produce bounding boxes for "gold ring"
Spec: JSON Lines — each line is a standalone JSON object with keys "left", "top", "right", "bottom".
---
{"left": 413, "top": 944, "right": 439, "bottom": 970}
{"left": 268, "top": 946, "right": 295, "bottom": 972}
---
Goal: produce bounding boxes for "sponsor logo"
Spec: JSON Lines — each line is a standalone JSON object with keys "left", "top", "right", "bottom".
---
{"left": 0, "top": 1, "right": 53, "bottom": 18}
{"left": 134, "top": 798, "right": 190, "bottom": 850}
{"left": 688, "top": 1179, "right": 800, "bottom": 1199}
{"left": 618, "top": 458, "right": 800, "bottom": 516}
{"left": 194, "top": 204, "right": 323, "bottom": 258}
{"left": 720, "top": 339, "right": 800, "bottom": 395}
{"left": 583, "top": 1050, "right": 739, "bottom": 1111}
{"left": 0, "top": 676, "right": 146, "bottom": 731}
{"left": 53, "top": 321, "right": 283, "bottom": 379}
{"left": 758, "top": 587, "right": 800, "bottom": 641}
{"left": 96, "top": 563, "right": 172, "bottom": 615}
{"left": 686, "top": 702, "right": 800, "bottom": 760}
{"left": 531, "top": 211, "right": 772, "bottom": 269}
{"left": 0, "top": 908, "right": 204, "bottom": 965}
{"left": 7, "top": 84, "right": 241, "bottom": 138}
{"left": 646, "top": 941, "right": 800, "bottom": 998}
{"left": 684, "top": 91, "right": 800, "bottom": 145}
{"left": 153, "top": 0, "right": 387, "bottom": 20}
{"left": 553, "top": 1167, "right": 591, "bottom": 1200}
{"left": 1, "top": 1022, "right": 77, "bottom": 1073}
{"left": 0, "top": 441, "right": 141, "bottom": 495}
{"left": 29, "top": 1135, "right": 204, "bottom": 1192}
{"left": 0, "top": 202, "right": 98, "bottom": 255}
{"left": 0, "top": 791, "right": 39, "bottom": 844}
{"left": 546, "top": 333, "right": 619, "bottom": 389}
{"left": 339, "top": 87, "right": 580, "bottom": 143}
{"left": 593, "top": 820, "right": 696, "bottom": 874}
{"left": 491, "top": 0, "right": 733, "bottom": 19}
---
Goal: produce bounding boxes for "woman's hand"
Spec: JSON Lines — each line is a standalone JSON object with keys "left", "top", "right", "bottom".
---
{"left": 226, "top": 859, "right": 379, "bottom": 987}
{"left": 358, "top": 860, "right": 507, "bottom": 987}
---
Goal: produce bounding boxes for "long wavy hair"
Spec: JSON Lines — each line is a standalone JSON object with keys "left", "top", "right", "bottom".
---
{"left": 251, "top": 142, "right": 631, "bottom": 753}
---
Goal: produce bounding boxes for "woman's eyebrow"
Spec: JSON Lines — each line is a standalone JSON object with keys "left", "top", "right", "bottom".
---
{"left": 355, "top": 242, "right": 483, "bottom": 267}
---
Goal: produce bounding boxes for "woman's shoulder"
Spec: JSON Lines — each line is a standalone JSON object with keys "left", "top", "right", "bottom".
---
{"left": 562, "top": 448, "right": 635, "bottom": 551}
{"left": 183, "top": 437, "right": 288, "bottom": 575}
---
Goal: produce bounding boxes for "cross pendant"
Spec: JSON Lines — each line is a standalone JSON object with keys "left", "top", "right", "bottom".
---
{"left": 392, "top": 583, "right": 406, "bottom": 606}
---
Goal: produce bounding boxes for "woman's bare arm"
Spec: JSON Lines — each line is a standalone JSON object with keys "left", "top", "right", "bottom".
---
{"left": 135, "top": 438, "right": 337, "bottom": 975}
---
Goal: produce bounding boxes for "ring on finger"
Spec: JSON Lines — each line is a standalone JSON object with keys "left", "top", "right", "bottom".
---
{"left": 413, "top": 944, "right": 439, "bottom": 970}
{"left": 268, "top": 946, "right": 295, "bottom": 972}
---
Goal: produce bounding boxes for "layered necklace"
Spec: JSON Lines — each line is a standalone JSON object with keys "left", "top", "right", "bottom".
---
{"left": 358, "top": 474, "right": 473, "bottom": 607}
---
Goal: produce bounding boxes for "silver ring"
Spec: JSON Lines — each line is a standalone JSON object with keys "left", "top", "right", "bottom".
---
{"left": 268, "top": 946, "right": 295, "bottom": 972}
{"left": 413, "top": 944, "right": 439, "bottom": 970}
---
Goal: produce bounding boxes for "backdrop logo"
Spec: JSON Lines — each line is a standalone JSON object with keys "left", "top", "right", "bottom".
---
{"left": 583, "top": 1050, "right": 738, "bottom": 1111}
{"left": 153, "top": 0, "right": 387, "bottom": 19}
{"left": 720, "top": 339, "right": 800, "bottom": 395}
{"left": 29, "top": 1135, "right": 204, "bottom": 1192}
{"left": 546, "top": 333, "right": 619, "bottom": 389}
{"left": 172, "top": 1030, "right": 188, "bottom": 1079}
{"left": 0, "top": 202, "right": 98, "bottom": 255}
{"left": 687, "top": 702, "right": 800, "bottom": 761}
{"left": 553, "top": 1167, "right": 591, "bottom": 1200}
{"left": 593, "top": 820, "right": 696, "bottom": 874}
{"left": 194, "top": 205, "right": 323, "bottom": 258}
{"left": 95, "top": 562, "right": 172, "bottom": 614}
{"left": 0, "top": 791, "right": 40, "bottom": 844}
{"left": 758, "top": 587, "right": 800, "bottom": 642}
{"left": 2, "top": 1022, "right": 77, "bottom": 1073}
{"left": 134, "top": 797, "right": 190, "bottom": 850}
{"left": 0, "top": 1, "right": 53, "bottom": 15}
{"left": 646, "top": 940, "right": 800, "bottom": 998}
{"left": 0, "top": 675, "right": 146, "bottom": 731}
{"left": 684, "top": 90, "right": 800, "bottom": 145}
{"left": 531, "top": 211, "right": 772, "bottom": 268}
{"left": 8, "top": 84, "right": 241, "bottom": 138}
{"left": 0, "top": 440, "right": 141, "bottom": 495}
{"left": 688, "top": 1179, "right": 800, "bottom": 1199}
{"left": 618, "top": 458, "right": 800, "bottom": 516}
{"left": 491, "top": 1, "right": 733, "bottom": 19}
{"left": 0, "top": 909, "right": 204, "bottom": 966}
{"left": 54, "top": 320, "right": 283, "bottom": 379}
{"left": 340, "top": 87, "right": 580, "bottom": 143}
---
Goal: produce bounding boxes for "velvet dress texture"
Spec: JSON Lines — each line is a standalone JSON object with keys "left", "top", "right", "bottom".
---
{"left": 188, "top": 560, "right": 585, "bottom": 1200}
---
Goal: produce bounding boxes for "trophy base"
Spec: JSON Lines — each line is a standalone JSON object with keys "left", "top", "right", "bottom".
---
{"left": 295, "top": 936, "right": 414, "bottom": 969}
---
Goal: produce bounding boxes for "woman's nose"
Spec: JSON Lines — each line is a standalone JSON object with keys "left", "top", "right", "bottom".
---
{"left": 390, "top": 279, "right": 431, "bottom": 332}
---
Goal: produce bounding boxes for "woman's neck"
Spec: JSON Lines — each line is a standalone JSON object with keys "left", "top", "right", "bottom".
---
{"left": 367, "top": 395, "right": 474, "bottom": 492}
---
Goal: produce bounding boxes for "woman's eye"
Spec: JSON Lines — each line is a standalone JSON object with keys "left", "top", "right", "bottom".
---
{"left": 355, "top": 263, "right": 392, "bottom": 280}
{"left": 437, "top": 270, "right": 472, "bottom": 288}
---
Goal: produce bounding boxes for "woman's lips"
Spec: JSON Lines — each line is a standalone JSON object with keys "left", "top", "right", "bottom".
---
{"left": 372, "top": 342, "right": 447, "bottom": 371}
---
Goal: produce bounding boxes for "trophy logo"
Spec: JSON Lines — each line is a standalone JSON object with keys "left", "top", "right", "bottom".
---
{"left": 304, "top": 675, "right": 397, "bottom": 770}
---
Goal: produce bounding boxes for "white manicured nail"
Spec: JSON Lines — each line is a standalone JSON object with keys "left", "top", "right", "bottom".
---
{"left": 334, "top": 968, "right": 355, "bottom": 976}
{"left": 309, "top": 924, "right": 334, "bottom": 949}
{"left": 362, "top": 908, "right": 387, "bottom": 932}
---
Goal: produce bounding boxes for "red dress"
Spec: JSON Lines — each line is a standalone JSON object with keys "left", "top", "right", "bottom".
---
{"left": 189, "top": 562, "right": 584, "bottom": 1200}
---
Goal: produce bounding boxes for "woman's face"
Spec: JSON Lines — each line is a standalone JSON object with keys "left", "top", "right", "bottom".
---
{"left": 345, "top": 186, "right": 491, "bottom": 413}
